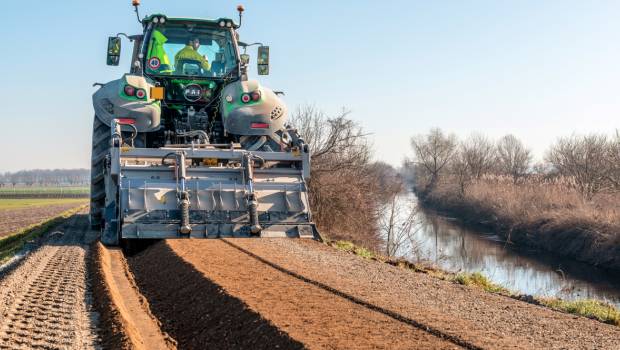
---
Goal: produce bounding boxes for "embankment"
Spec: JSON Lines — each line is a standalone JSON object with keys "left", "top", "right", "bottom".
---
{"left": 418, "top": 181, "right": 620, "bottom": 271}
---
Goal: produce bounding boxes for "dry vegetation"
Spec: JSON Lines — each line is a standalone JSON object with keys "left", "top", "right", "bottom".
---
{"left": 410, "top": 129, "right": 620, "bottom": 270}
{"left": 292, "top": 106, "right": 401, "bottom": 249}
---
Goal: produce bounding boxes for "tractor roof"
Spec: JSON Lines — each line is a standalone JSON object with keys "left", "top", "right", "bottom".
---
{"left": 143, "top": 14, "right": 238, "bottom": 28}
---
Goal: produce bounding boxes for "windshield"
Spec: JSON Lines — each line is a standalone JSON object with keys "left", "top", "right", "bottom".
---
{"left": 144, "top": 22, "right": 238, "bottom": 78}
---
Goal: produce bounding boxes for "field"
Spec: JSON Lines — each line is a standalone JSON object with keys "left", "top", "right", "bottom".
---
{"left": 0, "top": 186, "right": 89, "bottom": 199}
{"left": 0, "top": 198, "right": 88, "bottom": 238}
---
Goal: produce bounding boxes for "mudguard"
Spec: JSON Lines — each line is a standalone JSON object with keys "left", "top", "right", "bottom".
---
{"left": 220, "top": 80, "right": 288, "bottom": 136}
{"left": 93, "top": 74, "right": 161, "bottom": 132}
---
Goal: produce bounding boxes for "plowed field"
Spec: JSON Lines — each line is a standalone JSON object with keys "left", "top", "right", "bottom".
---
{"left": 0, "top": 199, "right": 87, "bottom": 238}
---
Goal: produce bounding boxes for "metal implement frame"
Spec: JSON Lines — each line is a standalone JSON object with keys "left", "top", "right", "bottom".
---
{"left": 104, "top": 120, "right": 321, "bottom": 243}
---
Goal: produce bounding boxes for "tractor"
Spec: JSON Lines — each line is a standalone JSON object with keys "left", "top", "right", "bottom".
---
{"left": 91, "top": 1, "right": 319, "bottom": 245}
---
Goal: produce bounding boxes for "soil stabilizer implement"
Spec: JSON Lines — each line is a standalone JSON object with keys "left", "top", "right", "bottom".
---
{"left": 91, "top": 2, "right": 320, "bottom": 245}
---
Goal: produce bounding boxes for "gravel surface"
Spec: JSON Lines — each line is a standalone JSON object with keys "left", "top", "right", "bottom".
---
{"left": 230, "top": 238, "right": 620, "bottom": 349}
{"left": 0, "top": 213, "right": 100, "bottom": 349}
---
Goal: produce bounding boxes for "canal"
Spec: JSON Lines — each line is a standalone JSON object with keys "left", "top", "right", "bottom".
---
{"left": 383, "top": 194, "right": 620, "bottom": 308}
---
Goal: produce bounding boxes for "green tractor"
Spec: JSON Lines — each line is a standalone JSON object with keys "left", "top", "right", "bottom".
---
{"left": 91, "top": 1, "right": 319, "bottom": 245}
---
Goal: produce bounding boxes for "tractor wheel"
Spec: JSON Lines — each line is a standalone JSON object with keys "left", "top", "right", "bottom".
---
{"left": 90, "top": 117, "right": 109, "bottom": 230}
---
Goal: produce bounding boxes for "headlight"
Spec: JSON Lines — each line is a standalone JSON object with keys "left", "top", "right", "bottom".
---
{"left": 219, "top": 21, "right": 226, "bottom": 27}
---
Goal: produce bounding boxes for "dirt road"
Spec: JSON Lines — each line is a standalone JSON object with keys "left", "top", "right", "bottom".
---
{"left": 0, "top": 213, "right": 99, "bottom": 349}
{"left": 126, "top": 238, "right": 620, "bottom": 350}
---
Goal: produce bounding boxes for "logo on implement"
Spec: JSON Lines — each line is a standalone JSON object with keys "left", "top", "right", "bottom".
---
{"left": 148, "top": 57, "right": 161, "bottom": 69}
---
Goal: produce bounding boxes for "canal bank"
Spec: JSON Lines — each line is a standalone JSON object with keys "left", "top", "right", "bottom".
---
{"left": 383, "top": 193, "right": 620, "bottom": 309}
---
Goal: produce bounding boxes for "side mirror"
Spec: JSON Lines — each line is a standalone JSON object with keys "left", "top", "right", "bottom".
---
{"left": 107, "top": 37, "right": 121, "bottom": 66}
{"left": 257, "top": 45, "right": 269, "bottom": 75}
{"left": 240, "top": 53, "right": 250, "bottom": 65}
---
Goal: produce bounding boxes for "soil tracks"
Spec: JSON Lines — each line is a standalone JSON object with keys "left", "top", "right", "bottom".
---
{"left": 0, "top": 214, "right": 98, "bottom": 349}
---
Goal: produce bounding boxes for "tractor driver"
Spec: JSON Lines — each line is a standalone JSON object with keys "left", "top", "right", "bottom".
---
{"left": 174, "top": 38, "right": 211, "bottom": 73}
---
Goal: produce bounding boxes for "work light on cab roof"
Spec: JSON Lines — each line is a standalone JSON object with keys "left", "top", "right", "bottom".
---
{"left": 90, "top": 1, "right": 321, "bottom": 247}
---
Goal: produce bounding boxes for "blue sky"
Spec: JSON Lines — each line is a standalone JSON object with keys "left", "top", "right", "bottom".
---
{"left": 1, "top": 0, "right": 618, "bottom": 172}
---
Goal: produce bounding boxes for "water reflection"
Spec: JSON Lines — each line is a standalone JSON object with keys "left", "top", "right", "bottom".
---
{"left": 387, "top": 194, "right": 620, "bottom": 308}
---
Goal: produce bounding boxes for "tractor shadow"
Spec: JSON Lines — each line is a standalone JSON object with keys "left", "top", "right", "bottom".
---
{"left": 127, "top": 241, "right": 305, "bottom": 350}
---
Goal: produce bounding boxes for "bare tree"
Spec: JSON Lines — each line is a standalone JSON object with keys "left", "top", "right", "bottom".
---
{"left": 291, "top": 105, "right": 380, "bottom": 246}
{"left": 449, "top": 144, "right": 471, "bottom": 195}
{"left": 496, "top": 134, "right": 532, "bottom": 183}
{"left": 461, "top": 133, "right": 496, "bottom": 179}
{"left": 293, "top": 105, "right": 371, "bottom": 174}
{"left": 410, "top": 128, "right": 457, "bottom": 193}
{"left": 606, "top": 130, "right": 620, "bottom": 191}
{"left": 379, "top": 193, "right": 422, "bottom": 257}
{"left": 546, "top": 134, "right": 611, "bottom": 199}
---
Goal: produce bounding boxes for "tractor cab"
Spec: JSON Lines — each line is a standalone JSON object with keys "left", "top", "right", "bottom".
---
{"left": 141, "top": 15, "right": 241, "bottom": 79}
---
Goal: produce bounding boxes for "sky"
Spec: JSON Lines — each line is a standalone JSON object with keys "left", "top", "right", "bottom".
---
{"left": 0, "top": 0, "right": 619, "bottom": 172}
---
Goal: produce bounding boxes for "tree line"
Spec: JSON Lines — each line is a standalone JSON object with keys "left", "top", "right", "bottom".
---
{"left": 409, "top": 128, "right": 620, "bottom": 199}
{"left": 0, "top": 169, "right": 90, "bottom": 187}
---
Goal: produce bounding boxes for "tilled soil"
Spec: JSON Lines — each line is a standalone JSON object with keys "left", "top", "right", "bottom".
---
{"left": 130, "top": 240, "right": 469, "bottom": 349}
{"left": 90, "top": 242, "right": 174, "bottom": 350}
{"left": 0, "top": 213, "right": 99, "bottom": 349}
{"left": 0, "top": 203, "right": 85, "bottom": 238}
{"left": 129, "top": 238, "right": 620, "bottom": 350}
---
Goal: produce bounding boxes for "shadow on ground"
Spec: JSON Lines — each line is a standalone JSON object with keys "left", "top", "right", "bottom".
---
{"left": 128, "top": 241, "right": 305, "bottom": 350}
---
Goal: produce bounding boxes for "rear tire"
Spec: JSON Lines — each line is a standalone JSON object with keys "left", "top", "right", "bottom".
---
{"left": 90, "top": 117, "right": 109, "bottom": 230}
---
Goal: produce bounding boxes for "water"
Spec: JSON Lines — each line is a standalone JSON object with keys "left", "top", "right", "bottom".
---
{"left": 383, "top": 194, "right": 620, "bottom": 308}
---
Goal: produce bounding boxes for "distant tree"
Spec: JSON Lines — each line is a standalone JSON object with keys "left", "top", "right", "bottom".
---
{"left": 410, "top": 128, "right": 458, "bottom": 193}
{"left": 0, "top": 169, "right": 89, "bottom": 187}
{"left": 546, "top": 134, "right": 611, "bottom": 199}
{"left": 461, "top": 133, "right": 496, "bottom": 179}
{"left": 449, "top": 144, "right": 471, "bottom": 195}
{"left": 607, "top": 130, "right": 620, "bottom": 191}
{"left": 367, "top": 161, "right": 405, "bottom": 203}
{"left": 496, "top": 134, "right": 532, "bottom": 184}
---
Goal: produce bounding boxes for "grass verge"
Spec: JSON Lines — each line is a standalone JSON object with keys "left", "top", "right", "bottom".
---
{"left": 0, "top": 205, "right": 87, "bottom": 264}
{"left": 539, "top": 298, "right": 620, "bottom": 326}
{"left": 0, "top": 198, "right": 87, "bottom": 210}
{"left": 329, "top": 239, "right": 620, "bottom": 327}
{"left": 453, "top": 272, "right": 509, "bottom": 294}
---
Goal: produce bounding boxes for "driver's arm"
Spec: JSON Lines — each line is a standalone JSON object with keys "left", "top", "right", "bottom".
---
{"left": 200, "top": 55, "right": 211, "bottom": 71}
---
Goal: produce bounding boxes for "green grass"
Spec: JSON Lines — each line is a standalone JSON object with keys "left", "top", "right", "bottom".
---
{"left": 453, "top": 271, "right": 620, "bottom": 326}
{"left": 453, "top": 272, "right": 509, "bottom": 294}
{"left": 0, "top": 205, "right": 87, "bottom": 264}
{"left": 332, "top": 240, "right": 377, "bottom": 259}
{"left": 540, "top": 298, "right": 620, "bottom": 326}
{"left": 0, "top": 198, "right": 87, "bottom": 210}
{"left": 0, "top": 186, "right": 89, "bottom": 195}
